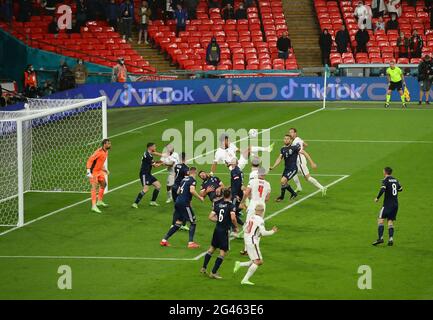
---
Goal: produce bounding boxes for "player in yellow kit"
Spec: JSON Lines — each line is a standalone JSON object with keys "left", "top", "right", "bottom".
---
{"left": 86, "top": 139, "right": 111, "bottom": 213}
{"left": 385, "top": 60, "right": 407, "bottom": 108}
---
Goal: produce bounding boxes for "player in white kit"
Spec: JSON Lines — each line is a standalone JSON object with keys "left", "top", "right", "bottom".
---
{"left": 161, "top": 144, "right": 180, "bottom": 203}
{"left": 233, "top": 203, "right": 278, "bottom": 285}
{"left": 288, "top": 128, "right": 327, "bottom": 196}
{"left": 211, "top": 133, "right": 273, "bottom": 175}
{"left": 241, "top": 167, "right": 271, "bottom": 219}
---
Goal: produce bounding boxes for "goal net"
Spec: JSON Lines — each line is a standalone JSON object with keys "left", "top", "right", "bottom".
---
{"left": 0, "top": 97, "right": 107, "bottom": 227}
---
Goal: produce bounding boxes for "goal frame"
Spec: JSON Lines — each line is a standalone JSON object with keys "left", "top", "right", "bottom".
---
{"left": 2, "top": 96, "right": 107, "bottom": 227}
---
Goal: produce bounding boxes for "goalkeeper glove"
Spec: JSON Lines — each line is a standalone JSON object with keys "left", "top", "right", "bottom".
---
{"left": 86, "top": 169, "right": 93, "bottom": 178}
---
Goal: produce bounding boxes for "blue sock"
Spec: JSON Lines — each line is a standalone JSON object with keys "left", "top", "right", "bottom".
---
{"left": 189, "top": 223, "right": 196, "bottom": 242}
{"left": 203, "top": 252, "right": 212, "bottom": 269}
{"left": 164, "top": 224, "right": 180, "bottom": 240}
{"left": 212, "top": 256, "right": 224, "bottom": 274}
{"left": 151, "top": 189, "right": 159, "bottom": 201}
{"left": 378, "top": 224, "right": 384, "bottom": 239}
{"left": 280, "top": 186, "right": 286, "bottom": 198}
{"left": 286, "top": 184, "right": 296, "bottom": 196}
{"left": 389, "top": 226, "right": 394, "bottom": 239}
{"left": 134, "top": 191, "right": 145, "bottom": 204}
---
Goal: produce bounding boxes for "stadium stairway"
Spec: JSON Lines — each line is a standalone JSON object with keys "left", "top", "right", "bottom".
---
{"left": 130, "top": 42, "right": 174, "bottom": 73}
{"left": 283, "top": 0, "right": 322, "bottom": 69}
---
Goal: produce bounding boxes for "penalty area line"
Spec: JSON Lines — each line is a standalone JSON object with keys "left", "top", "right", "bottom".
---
{"left": 192, "top": 174, "right": 350, "bottom": 261}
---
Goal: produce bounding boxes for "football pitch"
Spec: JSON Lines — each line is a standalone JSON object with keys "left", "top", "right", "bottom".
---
{"left": 1, "top": 101, "right": 433, "bottom": 300}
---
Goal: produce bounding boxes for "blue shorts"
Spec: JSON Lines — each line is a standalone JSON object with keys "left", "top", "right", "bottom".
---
{"left": 139, "top": 172, "right": 157, "bottom": 186}
{"left": 282, "top": 167, "right": 298, "bottom": 180}
{"left": 173, "top": 202, "right": 196, "bottom": 223}
{"left": 379, "top": 206, "right": 398, "bottom": 221}
{"left": 211, "top": 228, "right": 230, "bottom": 251}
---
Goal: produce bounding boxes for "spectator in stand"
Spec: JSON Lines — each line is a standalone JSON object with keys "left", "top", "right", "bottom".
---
{"left": 184, "top": 0, "right": 198, "bottom": 20}
{"left": 355, "top": 25, "right": 370, "bottom": 53}
{"left": 0, "top": 0, "right": 13, "bottom": 23}
{"left": 354, "top": 1, "right": 372, "bottom": 30}
{"left": 208, "top": 0, "right": 220, "bottom": 9}
{"left": 222, "top": 3, "right": 235, "bottom": 20}
{"left": 335, "top": 24, "right": 350, "bottom": 54}
{"left": 277, "top": 31, "right": 291, "bottom": 59}
{"left": 235, "top": 2, "right": 247, "bottom": 20}
{"left": 385, "top": 13, "right": 399, "bottom": 32}
{"left": 371, "top": 0, "right": 385, "bottom": 18}
{"left": 397, "top": 31, "right": 410, "bottom": 58}
{"left": 24, "top": 64, "right": 38, "bottom": 98}
{"left": 18, "top": 0, "right": 32, "bottom": 22}
{"left": 174, "top": 3, "right": 188, "bottom": 36}
{"left": 112, "top": 58, "right": 128, "bottom": 82}
{"left": 162, "top": 0, "right": 175, "bottom": 20}
{"left": 48, "top": 15, "right": 59, "bottom": 33}
{"left": 120, "top": 0, "right": 134, "bottom": 42}
{"left": 206, "top": 37, "right": 221, "bottom": 66}
{"left": 386, "top": 0, "right": 402, "bottom": 17}
{"left": 138, "top": 1, "right": 151, "bottom": 45}
{"left": 72, "top": 59, "right": 88, "bottom": 86}
{"left": 42, "top": 0, "right": 57, "bottom": 16}
{"left": 319, "top": 29, "right": 333, "bottom": 66}
{"left": 418, "top": 54, "right": 433, "bottom": 104}
{"left": 106, "top": 0, "right": 119, "bottom": 30}
{"left": 244, "top": 0, "right": 253, "bottom": 8}
{"left": 41, "top": 80, "right": 55, "bottom": 96}
{"left": 222, "top": 0, "right": 234, "bottom": 7}
{"left": 410, "top": 30, "right": 423, "bottom": 59}
{"left": 76, "top": 0, "right": 88, "bottom": 29}
{"left": 374, "top": 16, "right": 385, "bottom": 31}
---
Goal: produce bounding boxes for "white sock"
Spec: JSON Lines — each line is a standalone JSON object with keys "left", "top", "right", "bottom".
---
{"left": 308, "top": 176, "right": 324, "bottom": 190}
{"left": 251, "top": 146, "right": 270, "bottom": 153}
{"left": 293, "top": 175, "right": 302, "bottom": 190}
{"left": 242, "top": 263, "right": 258, "bottom": 282}
{"left": 167, "top": 189, "right": 172, "bottom": 200}
{"left": 240, "top": 261, "right": 253, "bottom": 267}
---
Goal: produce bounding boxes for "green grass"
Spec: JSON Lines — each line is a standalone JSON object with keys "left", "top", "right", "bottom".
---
{"left": 1, "top": 101, "right": 433, "bottom": 299}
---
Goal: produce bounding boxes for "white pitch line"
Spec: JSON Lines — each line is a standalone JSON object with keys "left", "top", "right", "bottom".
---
{"left": 0, "top": 255, "right": 194, "bottom": 262}
{"left": 215, "top": 172, "right": 348, "bottom": 177}
{"left": 0, "top": 108, "right": 325, "bottom": 237}
{"left": 193, "top": 174, "right": 350, "bottom": 261}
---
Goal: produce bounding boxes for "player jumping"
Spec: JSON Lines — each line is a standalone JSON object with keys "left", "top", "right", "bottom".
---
{"left": 201, "top": 189, "right": 238, "bottom": 279}
{"left": 385, "top": 60, "right": 407, "bottom": 108}
{"left": 160, "top": 167, "right": 203, "bottom": 248}
{"left": 132, "top": 142, "right": 163, "bottom": 208}
{"left": 233, "top": 203, "right": 277, "bottom": 285}
{"left": 372, "top": 167, "right": 403, "bottom": 247}
{"left": 86, "top": 139, "right": 111, "bottom": 213}
{"left": 211, "top": 133, "right": 274, "bottom": 175}
{"left": 288, "top": 128, "right": 327, "bottom": 196}
{"left": 269, "top": 134, "right": 301, "bottom": 201}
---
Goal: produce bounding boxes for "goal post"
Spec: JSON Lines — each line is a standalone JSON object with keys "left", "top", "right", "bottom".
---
{"left": 0, "top": 96, "right": 107, "bottom": 227}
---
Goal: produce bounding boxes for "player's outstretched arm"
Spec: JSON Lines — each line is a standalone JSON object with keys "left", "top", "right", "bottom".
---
{"left": 300, "top": 150, "right": 317, "bottom": 169}
{"left": 191, "top": 185, "right": 204, "bottom": 201}
{"left": 375, "top": 186, "right": 386, "bottom": 202}
{"left": 210, "top": 161, "right": 217, "bottom": 176}
{"left": 269, "top": 154, "right": 282, "bottom": 170}
{"left": 259, "top": 223, "right": 277, "bottom": 236}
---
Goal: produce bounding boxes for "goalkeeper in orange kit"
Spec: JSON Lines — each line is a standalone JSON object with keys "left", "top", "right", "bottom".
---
{"left": 86, "top": 139, "right": 111, "bottom": 213}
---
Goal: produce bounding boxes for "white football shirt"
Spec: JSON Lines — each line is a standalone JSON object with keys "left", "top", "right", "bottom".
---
{"left": 214, "top": 143, "right": 238, "bottom": 164}
{"left": 248, "top": 178, "right": 271, "bottom": 203}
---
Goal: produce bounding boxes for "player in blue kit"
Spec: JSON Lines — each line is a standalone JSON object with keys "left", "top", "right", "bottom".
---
{"left": 201, "top": 189, "right": 238, "bottom": 279}
{"left": 373, "top": 167, "right": 403, "bottom": 247}
{"left": 270, "top": 134, "right": 301, "bottom": 201}
{"left": 229, "top": 159, "right": 244, "bottom": 234}
{"left": 198, "top": 171, "right": 225, "bottom": 203}
{"left": 160, "top": 167, "right": 204, "bottom": 248}
{"left": 131, "top": 142, "right": 163, "bottom": 208}
{"left": 171, "top": 152, "right": 190, "bottom": 231}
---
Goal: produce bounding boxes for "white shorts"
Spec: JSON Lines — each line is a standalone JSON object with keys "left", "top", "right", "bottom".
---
{"left": 166, "top": 172, "right": 175, "bottom": 187}
{"left": 297, "top": 154, "right": 309, "bottom": 176}
{"left": 238, "top": 154, "right": 248, "bottom": 170}
{"left": 245, "top": 243, "right": 262, "bottom": 261}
